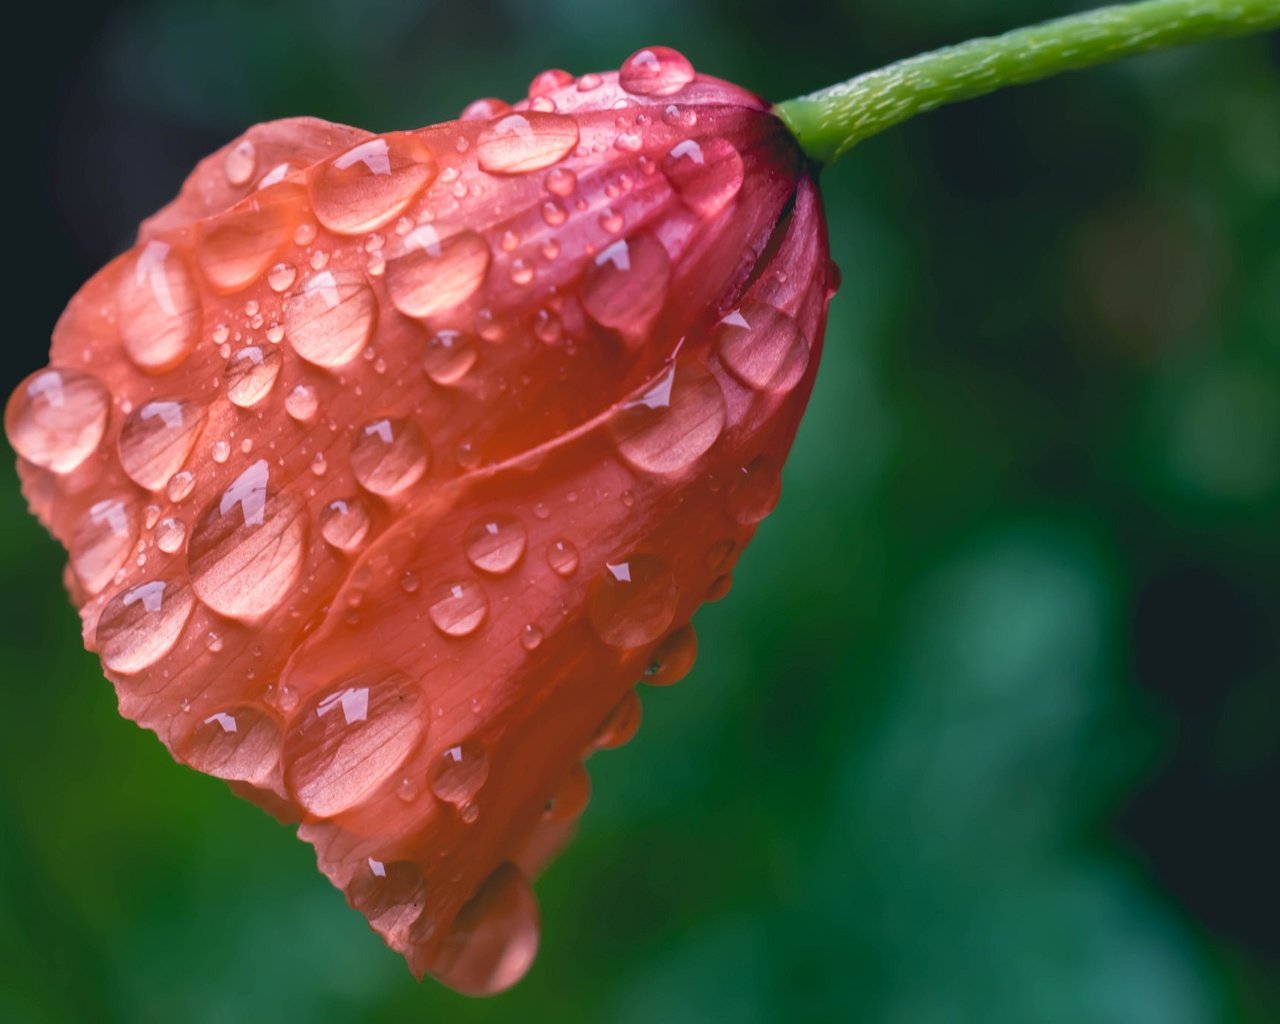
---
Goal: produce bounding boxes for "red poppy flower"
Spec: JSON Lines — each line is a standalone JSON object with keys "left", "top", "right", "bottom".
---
{"left": 5, "top": 46, "right": 832, "bottom": 994}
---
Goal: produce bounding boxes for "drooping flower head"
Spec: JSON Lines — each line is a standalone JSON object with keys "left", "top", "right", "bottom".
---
{"left": 5, "top": 46, "right": 833, "bottom": 994}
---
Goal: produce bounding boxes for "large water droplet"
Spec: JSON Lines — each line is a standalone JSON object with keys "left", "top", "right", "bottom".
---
{"left": 429, "top": 738, "right": 489, "bottom": 809}
{"left": 644, "top": 625, "right": 697, "bottom": 686}
{"left": 715, "top": 303, "right": 808, "bottom": 394}
{"left": 283, "top": 668, "right": 424, "bottom": 818}
{"left": 544, "top": 763, "right": 590, "bottom": 822}
{"left": 463, "top": 516, "right": 526, "bottom": 575}
{"left": 427, "top": 580, "right": 489, "bottom": 637}
{"left": 619, "top": 46, "right": 695, "bottom": 97}
{"left": 320, "top": 497, "right": 371, "bottom": 552}
{"left": 179, "top": 705, "right": 280, "bottom": 782}
{"left": 5, "top": 368, "right": 109, "bottom": 473}
{"left": 593, "top": 689, "right": 642, "bottom": 749}
{"left": 116, "top": 241, "right": 201, "bottom": 372}
{"left": 225, "top": 345, "right": 282, "bottom": 407}
{"left": 351, "top": 417, "right": 429, "bottom": 495}
{"left": 311, "top": 135, "right": 437, "bottom": 235}
{"left": 224, "top": 138, "right": 257, "bottom": 186}
{"left": 198, "top": 184, "right": 305, "bottom": 293}
{"left": 423, "top": 330, "right": 478, "bottom": 386}
{"left": 728, "top": 457, "right": 782, "bottom": 524}
{"left": 71, "top": 497, "right": 139, "bottom": 594}
{"left": 118, "top": 399, "right": 207, "bottom": 491}
{"left": 580, "top": 234, "right": 671, "bottom": 331}
{"left": 476, "top": 113, "right": 579, "bottom": 175}
{"left": 587, "top": 555, "right": 678, "bottom": 648}
{"left": 285, "top": 384, "right": 319, "bottom": 422}
{"left": 97, "top": 579, "right": 195, "bottom": 674}
{"left": 155, "top": 516, "right": 187, "bottom": 553}
{"left": 662, "top": 137, "right": 744, "bottom": 217}
{"left": 424, "top": 863, "right": 539, "bottom": 997}
{"left": 350, "top": 858, "right": 427, "bottom": 937}
{"left": 610, "top": 363, "right": 725, "bottom": 474}
{"left": 284, "top": 268, "right": 376, "bottom": 367}
{"left": 187, "top": 460, "right": 306, "bottom": 619}
{"left": 386, "top": 227, "right": 491, "bottom": 319}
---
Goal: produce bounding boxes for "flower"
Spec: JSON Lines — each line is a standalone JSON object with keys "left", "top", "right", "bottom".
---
{"left": 4, "top": 45, "right": 834, "bottom": 994}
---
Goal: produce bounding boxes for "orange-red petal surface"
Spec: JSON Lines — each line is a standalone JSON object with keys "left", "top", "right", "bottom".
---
{"left": 4, "top": 47, "right": 834, "bottom": 995}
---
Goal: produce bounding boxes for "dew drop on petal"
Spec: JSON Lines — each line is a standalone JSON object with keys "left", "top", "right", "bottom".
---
{"left": 580, "top": 234, "right": 671, "bottom": 332}
{"left": 97, "top": 579, "right": 195, "bottom": 674}
{"left": 223, "top": 138, "right": 257, "bottom": 186}
{"left": 545, "top": 539, "right": 579, "bottom": 577}
{"left": 476, "top": 112, "right": 579, "bottom": 175}
{"left": 715, "top": 303, "right": 808, "bottom": 394}
{"left": 429, "top": 738, "right": 489, "bottom": 809}
{"left": 350, "top": 859, "right": 427, "bottom": 937}
{"left": 283, "top": 668, "right": 424, "bottom": 818}
{"left": 285, "top": 384, "right": 319, "bottom": 422}
{"left": 310, "top": 135, "right": 437, "bottom": 235}
{"left": 117, "top": 399, "right": 207, "bottom": 491}
{"left": 351, "top": 417, "right": 429, "bottom": 495}
{"left": 593, "top": 689, "right": 642, "bottom": 749}
{"left": 187, "top": 459, "right": 307, "bottom": 619}
{"left": 662, "top": 137, "right": 744, "bottom": 217}
{"left": 545, "top": 167, "right": 576, "bottom": 197}
{"left": 197, "top": 184, "right": 305, "bottom": 293}
{"left": 463, "top": 516, "right": 526, "bottom": 575}
{"left": 225, "top": 345, "right": 282, "bottom": 407}
{"left": 155, "top": 516, "right": 187, "bottom": 554}
{"left": 587, "top": 555, "right": 678, "bottom": 648}
{"left": 179, "top": 705, "right": 280, "bottom": 782}
{"left": 423, "top": 330, "right": 478, "bottom": 386}
{"left": 427, "top": 580, "right": 489, "bottom": 638}
{"left": 267, "top": 262, "right": 297, "bottom": 293}
{"left": 285, "top": 269, "right": 377, "bottom": 368}
{"left": 320, "top": 497, "right": 371, "bottom": 553}
{"left": 5, "top": 368, "right": 109, "bottom": 474}
{"left": 619, "top": 46, "right": 695, "bottom": 97}
{"left": 386, "top": 227, "right": 491, "bottom": 319}
{"left": 544, "top": 762, "right": 590, "bottom": 822}
{"left": 643, "top": 625, "right": 697, "bottom": 686}
{"left": 71, "top": 497, "right": 140, "bottom": 594}
{"left": 728, "top": 457, "right": 782, "bottom": 524}
{"left": 610, "top": 363, "right": 725, "bottom": 475}
{"left": 116, "top": 241, "right": 201, "bottom": 372}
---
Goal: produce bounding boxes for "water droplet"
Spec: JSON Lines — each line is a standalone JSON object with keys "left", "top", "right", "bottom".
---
{"left": 166, "top": 471, "right": 196, "bottom": 503}
{"left": 5, "top": 368, "right": 109, "bottom": 473}
{"left": 428, "top": 580, "right": 488, "bottom": 637}
{"left": 423, "top": 330, "right": 478, "bottom": 385}
{"left": 541, "top": 200, "right": 567, "bottom": 227}
{"left": 619, "top": 46, "right": 695, "bottom": 97}
{"left": 225, "top": 345, "right": 282, "bottom": 407}
{"left": 598, "top": 208, "right": 624, "bottom": 234}
{"left": 644, "top": 625, "right": 697, "bottom": 686}
{"left": 429, "top": 739, "right": 489, "bottom": 810}
{"left": 198, "top": 183, "right": 305, "bottom": 293}
{"left": 399, "top": 570, "right": 420, "bottom": 594}
{"left": 464, "top": 515, "right": 526, "bottom": 575}
{"left": 610, "top": 363, "right": 725, "bottom": 474}
{"left": 587, "top": 555, "right": 678, "bottom": 648}
{"left": 117, "top": 399, "right": 207, "bottom": 491}
{"left": 310, "top": 135, "right": 437, "bottom": 236}
{"left": 614, "top": 132, "right": 642, "bottom": 153}
{"left": 180, "top": 705, "right": 279, "bottom": 782}
{"left": 546, "top": 539, "right": 579, "bottom": 576}
{"left": 705, "top": 538, "right": 735, "bottom": 573}
{"left": 544, "top": 763, "right": 590, "bottom": 822}
{"left": 267, "top": 262, "right": 297, "bottom": 293}
{"left": 212, "top": 439, "right": 231, "bottom": 464}
{"left": 509, "top": 259, "right": 533, "bottom": 286}
{"left": 593, "top": 689, "right": 642, "bottom": 749}
{"left": 476, "top": 112, "right": 579, "bottom": 175}
{"left": 663, "top": 137, "right": 744, "bottom": 217}
{"left": 351, "top": 417, "right": 429, "bottom": 495}
{"left": 116, "top": 241, "right": 201, "bottom": 372}
{"left": 529, "top": 68, "right": 573, "bottom": 97}
{"left": 285, "top": 384, "right": 319, "bottom": 422}
{"left": 224, "top": 138, "right": 257, "bottom": 186}
{"left": 545, "top": 167, "right": 577, "bottom": 197}
{"left": 187, "top": 460, "right": 307, "bottom": 619}
{"left": 728, "top": 457, "right": 782, "bottom": 524}
{"left": 320, "top": 497, "right": 371, "bottom": 553}
{"left": 396, "top": 775, "right": 420, "bottom": 802}
{"left": 419, "top": 863, "right": 539, "bottom": 997}
{"left": 715, "top": 303, "right": 808, "bottom": 393}
{"left": 350, "top": 858, "right": 427, "bottom": 936}
{"left": 581, "top": 234, "right": 671, "bottom": 331}
{"left": 155, "top": 516, "right": 187, "bottom": 554}
{"left": 97, "top": 579, "right": 195, "bottom": 674}
{"left": 71, "top": 497, "right": 139, "bottom": 594}
{"left": 706, "top": 573, "right": 733, "bottom": 601}
{"left": 386, "top": 227, "right": 491, "bottom": 319}
{"left": 285, "top": 269, "right": 376, "bottom": 367}
{"left": 661, "top": 104, "right": 697, "bottom": 128}
{"left": 577, "top": 73, "right": 602, "bottom": 92}
{"left": 520, "top": 624, "right": 543, "bottom": 650}
{"left": 283, "top": 668, "right": 424, "bottom": 817}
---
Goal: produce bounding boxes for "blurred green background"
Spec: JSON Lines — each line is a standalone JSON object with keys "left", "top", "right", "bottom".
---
{"left": 2, "top": 1, "right": 1277, "bottom": 1021}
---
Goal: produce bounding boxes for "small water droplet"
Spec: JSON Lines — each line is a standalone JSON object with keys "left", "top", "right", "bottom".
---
{"left": 311, "top": 135, "right": 437, "bottom": 235}
{"left": 610, "top": 363, "right": 725, "bottom": 474}
{"left": 593, "top": 689, "right": 642, "bottom": 749}
{"left": 663, "top": 137, "right": 744, "bottom": 217}
{"left": 212, "top": 439, "right": 231, "bottom": 464}
{"left": 661, "top": 104, "right": 697, "bottom": 128}
{"left": 396, "top": 776, "right": 421, "bottom": 802}
{"left": 428, "top": 580, "right": 489, "bottom": 637}
{"left": 400, "top": 570, "right": 421, "bottom": 594}
{"left": 97, "top": 579, "right": 195, "bottom": 674}
{"left": 166, "top": 471, "right": 196, "bottom": 503}
{"left": 644, "top": 625, "right": 697, "bottom": 686}
{"left": 509, "top": 258, "right": 534, "bottom": 286}
{"left": 320, "top": 497, "right": 371, "bottom": 552}
{"left": 728, "top": 457, "right": 782, "bottom": 524}
{"left": 544, "top": 763, "right": 590, "bottom": 822}
{"left": 225, "top": 345, "right": 282, "bottom": 407}
{"left": 423, "top": 330, "right": 478, "bottom": 385}
{"left": 520, "top": 624, "right": 543, "bottom": 650}
{"left": 587, "top": 555, "right": 678, "bottom": 648}
{"left": 577, "top": 72, "right": 602, "bottom": 92}
{"left": 619, "top": 46, "right": 695, "bottom": 97}
{"left": 116, "top": 241, "right": 201, "bottom": 372}
{"left": 285, "top": 384, "right": 319, "bottom": 422}
{"left": 546, "top": 539, "right": 579, "bottom": 576}
{"left": 476, "top": 112, "right": 579, "bottom": 175}
{"left": 205, "top": 630, "right": 224, "bottom": 653}
{"left": 71, "top": 497, "right": 140, "bottom": 594}
{"left": 117, "top": 398, "right": 207, "bottom": 490}
{"left": 598, "top": 208, "right": 624, "bottom": 233}
{"left": 386, "top": 226, "right": 491, "bottom": 319}
{"left": 224, "top": 137, "right": 257, "bottom": 186}
{"left": 155, "top": 516, "right": 187, "bottom": 554}
{"left": 5, "top": 368, "right": 110, "bottom": 473}
{"left": 715, "top": 303, "right": 808, "bottom": 393}
{"left": 351, "top": 417, "right": 429, "bottom": 495}
{"left": 267, "top": 262, "right": 297, "bottom": 292}
{"left": 429, "top": 739, "right": 489, "bottom": 811}
{"left": 464, "top": 516, "right": 526, "bottom": 575}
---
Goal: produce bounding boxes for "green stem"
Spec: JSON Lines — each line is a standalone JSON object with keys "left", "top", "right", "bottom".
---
{"left": 775, "top": 0, "right": 1280, "bottom": 165}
